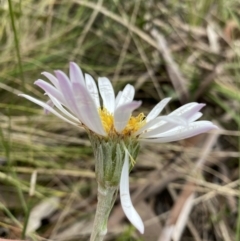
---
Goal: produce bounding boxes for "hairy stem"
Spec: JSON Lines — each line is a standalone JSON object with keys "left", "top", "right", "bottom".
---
{"left": 90, "top": 184, "right": 118, "bottom": 241}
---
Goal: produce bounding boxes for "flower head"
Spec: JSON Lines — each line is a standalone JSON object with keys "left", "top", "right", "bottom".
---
{"left": 19, "top": 62, "right": 217, "bottom": 234}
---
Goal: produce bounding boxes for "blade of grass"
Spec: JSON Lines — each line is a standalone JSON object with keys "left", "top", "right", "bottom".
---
{"left": 8, "top": 0, "right": 25, "bottom": 91}
{"left": 235, "top": 49, "right": 240, "bottom": 241}
{"left": 0, "top": 115, "right": 29, "bottom": 238}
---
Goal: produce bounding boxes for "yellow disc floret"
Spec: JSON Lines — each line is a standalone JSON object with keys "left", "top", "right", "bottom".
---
{"left": 122, "top": 112, "right": 145, "bottom": 135}
{"left": 99, "top": 108, "right": 115, "bottom": 134}
{"left": 98, "top": 108, "right": 146, "bottom": 136}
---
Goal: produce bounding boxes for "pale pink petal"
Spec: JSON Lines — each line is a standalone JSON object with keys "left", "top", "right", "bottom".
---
{"left": 140, "top": 121, "right": 218, "bottom": 143}
{"left": 34, "top": 79, "right": 66, "bottom": 105}
{"left": 114, "top": 101, "right": 142, "bottom": 132}
{"left": 69, "top": 62, "right": 85, "bottom": 84}
{"left": 72, "top": 82, "right": 106, "bottom": 136}
{"left": 115, "top": 84, "right": 135, "bottom": 108}
{"left": 41, "top": 72, "right": 60, "bottom": 89}
{"left": 19, "top": 94, "right": 79, "bottom": 126}
{"left": 85, "top": 73, "right": 100, "bottom": 108}
{"left": 146, "top": 97, "right": 171, "bottom": 122}
{"left": 120, "top": 149, "right": 144, "bottom": 234}
{"left": 47, "top": 94, "right": 80, "bottom": 122}
{"left": 54, "top": 70, "right": 80, "bottom": 117}
{"left": 98, "top": 77, "right": 115, "bottom": 113}
{"left": 44, "top": 99, "right": 54, "bottom": 115}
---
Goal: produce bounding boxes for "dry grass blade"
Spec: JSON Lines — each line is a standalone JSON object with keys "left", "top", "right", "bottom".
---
{"left": 207, "top": 198, "right": 233, "bottom": 241}
{"left": 71, "top": 0, "right": 104, "bottom": 59}
{"left": 158, "top": 183, "right": 197, "bottom": 241}
{"left": 26, "top": 197, "right": 60, "bottom": 234}
{"left": 11, "top": 167, "right": 95, "bottom": 178}
{"left": 151, "top": 29, "right": 189, "bottom": 104}
{"left": 74, "top": 0, "right": 158, "bottom": 48}
{"left": 224, "top": 20, "right": 239, "bottom": 42}
{"left": 112, "top": 0, "right": 140, "bottom": 82}
{"left": 158, "top": 132, "right": 219, "bottom": 241}
{"left": 207, "top": 23, "right": 220, "bottom": 54}
{"left": 0, "top": 239, "right": 24, "bottom": 241}
{"left": 29, "top": 170, "right": 37, "bottom": 197}
{"left": 193, "top": 63, "right": 224, "bottom": 100}
{"left": 136, "top": 201, "right": 162, "bottom": 241}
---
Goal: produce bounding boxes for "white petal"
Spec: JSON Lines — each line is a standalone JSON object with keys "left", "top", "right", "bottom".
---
{"left": 169, "top": 102, "right": 197, "bottom": 117}
{"left": 157, "top": 115, "right": 188, "bottom": 126}
{"left": 115, "top": 91, "right": 122, "bottom": 107}
{"left": 98, "top": 77, "right": 115, "bottom": 113}
{"left": 138, "top": 117, "right": 175, "bottom": 138}
{"left": 169, "top": 103, "right": 205, "bottom": 120}
{"left": 140, "top": 121, "right": 218, "bottom": 143}
{"left": 85, "top": 73, "right": 100, "bottom": 108}
{"left": 189, "top": 112, "right": 202, "bottom": 122}
{"left": 114, "top": 101, "right": 142, "bottom": 132}
{"left": 139, "top": 103, "right": 206, "bottom": 138}
{"left": 47, "top": 94, "right": 80, "bottom": 122}
{"left": 19, "top": 94, "right": 79, "bottom": 126}
{"left": 134, "top": 117, "right": 162, "bottom": 136}
{"left": 146, "top": 97, "right": 171, "bottom": 122}
{"left": 115, "top": 84, "right": 135, "bottom": 108}
{"left": 72, "top": 82, "right": 106, "bottom": 136}
{"left": 120, "top": 150, "right": 144, "bottom": 234}
{"left": 136, "top": 116, "right": 187, "bottom": 137}
{"left": 69, "top": 62, "right": 85, "bottom": 84}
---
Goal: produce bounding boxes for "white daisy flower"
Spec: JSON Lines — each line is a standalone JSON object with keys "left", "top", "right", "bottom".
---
{"left": 19, "top": 62, "right": 217, "bottom": 234}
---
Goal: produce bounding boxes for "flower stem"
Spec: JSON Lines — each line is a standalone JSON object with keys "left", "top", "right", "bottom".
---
{"left": 90, "top": 184, "right": 118, "bottom": 241}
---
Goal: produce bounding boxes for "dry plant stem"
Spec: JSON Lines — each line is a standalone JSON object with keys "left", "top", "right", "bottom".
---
{"left": 90, "top": 184, "right": 118, "bottom": 241}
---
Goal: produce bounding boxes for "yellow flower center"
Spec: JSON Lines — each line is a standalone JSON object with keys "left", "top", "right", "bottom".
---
{"left": 98, "top": 108, "right": 146, "bottom": 136}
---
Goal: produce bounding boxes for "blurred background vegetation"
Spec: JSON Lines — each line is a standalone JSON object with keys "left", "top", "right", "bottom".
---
{"left": 0, "top": 0, "right": 240, "bottom": 240}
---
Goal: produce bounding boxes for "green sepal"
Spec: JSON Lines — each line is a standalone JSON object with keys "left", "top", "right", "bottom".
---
{"left": 89, "top": 134, "right": 139, "bottom": 188}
